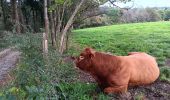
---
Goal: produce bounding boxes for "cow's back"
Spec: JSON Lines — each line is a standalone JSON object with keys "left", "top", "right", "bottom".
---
{"left": 122, "top": 53, "right": 160, "bottom": 86}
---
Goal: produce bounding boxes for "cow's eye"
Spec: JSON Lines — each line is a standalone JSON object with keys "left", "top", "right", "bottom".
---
{"left": 79, "top": 56, "right": 84, "bottom": 61}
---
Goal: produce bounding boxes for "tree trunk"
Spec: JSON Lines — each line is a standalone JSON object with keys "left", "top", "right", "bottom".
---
{"left": 65, "top": 27, "right": 72, "bottom": 51}
{"left": 33, "top": 10, "right": 36, "bottom": 32}
{"left": 48, "top": 0, "right": 56, "bottom": 48}
{"left": 49, "top": 11, "right": 56, "bottom": 48}
{"left": 0, "top": 0, "right": 7, "bottom": 29}
{"left": 11, "top": 0, "right": 21, "bottom": 33}
{"left": 18, "top": 0, "right": 25, "bottom": 33}
{"left": 43, "top": 0, "right": 49, "bottom": 55}
{"left": 59, "top": 0, "right": 85, "bottom": 53}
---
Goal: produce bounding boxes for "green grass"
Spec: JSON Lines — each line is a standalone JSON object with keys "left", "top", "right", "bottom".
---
{"left": 160, "top": 66, "right": 170, "bottom": 82}
{"left": 70, "top": 21, "right": 170, "bottom": 66}
{"left": 59, "top": 82, "right": 110, "bottom": 100}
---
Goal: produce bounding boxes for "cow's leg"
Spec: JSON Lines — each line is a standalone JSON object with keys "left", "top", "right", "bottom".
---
{"left": 92, "top": 75, "right": 106, "bottom": 92}
{"left": 104, "top": 85, "right": 128, "bottom": 94}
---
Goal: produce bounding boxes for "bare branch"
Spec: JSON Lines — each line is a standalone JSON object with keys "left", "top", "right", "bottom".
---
{"left": 108, "top": 0, "right": 134, "bottom": 11}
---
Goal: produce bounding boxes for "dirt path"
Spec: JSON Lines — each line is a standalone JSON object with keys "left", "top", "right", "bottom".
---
{"left": 0, "top": 48, "right": 20, "bottom": 85}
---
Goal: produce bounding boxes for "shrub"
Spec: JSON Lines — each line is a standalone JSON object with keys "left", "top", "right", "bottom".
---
{"left": 0, "top": 33, "right": 70, "bottom": 99}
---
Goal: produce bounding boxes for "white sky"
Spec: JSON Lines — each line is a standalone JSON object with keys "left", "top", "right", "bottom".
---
{"left": 7, "top": 0, "right": 170, "bottom": 8}
{"left": 102, "top": 0, "right": 170, "bottom": 8}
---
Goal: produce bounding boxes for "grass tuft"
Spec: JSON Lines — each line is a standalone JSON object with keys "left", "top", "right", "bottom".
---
{"left": 160, "top": 67, "right": 170, "bottom": 82}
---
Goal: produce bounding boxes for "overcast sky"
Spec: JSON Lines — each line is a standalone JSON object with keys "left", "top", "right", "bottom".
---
{"left": 102, "top": 0, "right": 170, "bottom": 8}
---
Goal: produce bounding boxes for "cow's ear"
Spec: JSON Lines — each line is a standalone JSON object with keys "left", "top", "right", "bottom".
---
{"left": 85, "top": 48, "right": 95, "bottom": 58}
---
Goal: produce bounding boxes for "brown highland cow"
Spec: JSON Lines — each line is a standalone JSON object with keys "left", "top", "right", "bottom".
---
{"left": 72, "top": 48, "right": 160, "bottom": 94}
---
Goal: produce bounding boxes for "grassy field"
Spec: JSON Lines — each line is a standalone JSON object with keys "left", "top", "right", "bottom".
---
{"left": 70, "top": 21, "right": 170, "bottom": 66}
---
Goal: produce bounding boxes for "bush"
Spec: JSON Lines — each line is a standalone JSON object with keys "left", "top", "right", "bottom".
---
{"left": 1, "top": 32, "right": 109, "bottom": 99}
{"left": 0, "top": 33, "right": 72, "bottom": 99}
{"left": 164, "top": 10, "right": 170, "bottom": 21}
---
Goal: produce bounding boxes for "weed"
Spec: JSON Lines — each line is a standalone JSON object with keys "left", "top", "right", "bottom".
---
{"left": 135, "top": 92, "right": 145, "bottom": 100}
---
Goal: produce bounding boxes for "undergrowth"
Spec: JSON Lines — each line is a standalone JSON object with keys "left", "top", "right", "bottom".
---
{"left": 0, "top": 33, "right": 74, "bottom": 99}
{"left": 0, "top": 32, "right": 109, "bottom": 99}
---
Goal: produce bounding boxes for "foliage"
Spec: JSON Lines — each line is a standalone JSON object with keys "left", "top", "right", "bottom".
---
{"left": 79, "top": 15, "right": 111, "bottom": 28}
{"left": 0, "top": 84, "right": 67, "bottom": 99}
{"left": 145, "top": 8, "right": 161, "bottom": 21}
{"left": 106, "top": 8, "right": 121, "bottom": 23}
{"left": 0, "top": 32, "right": 10, "bottom": 50}
{"left": 78, "top": 8, "right": 121, "bottom": 28}
{"left": 77, "top": 7, "right": 164, "bottom": 28}
{"left": 158, "top": 10, "right": 166, "bottom": 20}
{"left": 0, "top": 32, "right": 111, "bottom": 99}
{"left": 0, "top": 33, "right": 71, "bottom": 99}
{"left": 59, "top": 82, "right": 110, "bottom": 100}
{"left": 120, "top": 8, "right": 161, "bottom": 23}
{"left": 164, "top": 10, "right": 170, "bottom": 21}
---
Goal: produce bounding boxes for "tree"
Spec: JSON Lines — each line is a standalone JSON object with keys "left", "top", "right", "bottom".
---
{"left": 145, "top": 8, "right": 161, "bottom": 22}
{"left": 48, "top": 0, "right": 126, "bottom": 54}
{"left": 0, "top": 0, "right": 7, "bottom": 29}
{"left": 106, "top": 8, "right": 121, "bottom": 23}
{"left": 11, "top": 0, "right": 21, "bottom": 33}
{"left": 43, "top": 0, "right": 49, "bottom": 55}
{"left": 48, "top": 0, "right": 97, "bottom": 53}
{"left": 59, "top": 0, "right": 86, "bottom": 53}
{"left": 164, "top": 10, "right": 170, "bottom": 21}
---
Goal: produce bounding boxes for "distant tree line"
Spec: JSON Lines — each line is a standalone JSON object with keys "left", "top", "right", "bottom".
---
{"left": 78, "top": 7, "right": 170, "bottom": 28}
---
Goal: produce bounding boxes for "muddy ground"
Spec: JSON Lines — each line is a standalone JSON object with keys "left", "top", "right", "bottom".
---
{"left": 77, "top": 69, "right": 170, "bottom": 100}
{"left": 0, "top": 48, "right": 20, "bottom": 85}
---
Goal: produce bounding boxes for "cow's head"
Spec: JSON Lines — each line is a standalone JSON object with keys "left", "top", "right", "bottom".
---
{"left": 72, "top": 48, "right": 95, "bottom": 72}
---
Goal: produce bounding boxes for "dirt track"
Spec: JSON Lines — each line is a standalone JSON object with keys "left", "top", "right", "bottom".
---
{"left": 0, "top": 48, "right": 20, "bottom": 85}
